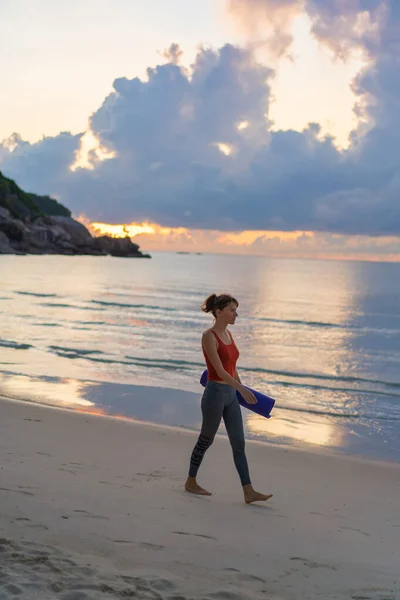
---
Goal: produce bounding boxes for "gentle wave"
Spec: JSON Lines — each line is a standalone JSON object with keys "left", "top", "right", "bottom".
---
{"left": 0, "top": 366, "right": 398, "bottom": 423}
{"left": 48, "top": 349, "right": 132, "bottom": 365}
{"left": 124, "top": 356, "right": 400, "bottom": 398}
{"left": 255, "top": 315, "right": 400, "bottom": 335}
{"left": 90, "top": 300, "right": 177, "bottom": 311}
{"left": 124, "top": 355, "right": 400, "bottom": 390}
{"left": 40, "top": 302, "right": 106, "bottom": 311}
{"left": 277, "top": 405, "right": 400, "bottom": 421}
{"left": 266, "top": 379, "right": 400, "bottom": 399}
{"left": 15, "top": 291, "right": 58, "bottom": 298}
{"left": 9, "top": 296, "right": 400, "bottom": 337}
{"left": 3, "top": 336, "right": 400, "bottom": 393}
{"left": 257, "top": 316, "right": 348, "bottom": 329}
{"left": 70, "top": 320, "right": 111, "bottom": 326}
{"left": 48, "top": 345, "right": 104, "bottom": 356}
{"left": 0, "top": 339, "right": 33, "bottom": 350}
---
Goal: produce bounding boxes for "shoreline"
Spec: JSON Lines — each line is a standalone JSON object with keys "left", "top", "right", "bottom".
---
{"left": 1, "top": 390, "right": 398, "bottom": 469}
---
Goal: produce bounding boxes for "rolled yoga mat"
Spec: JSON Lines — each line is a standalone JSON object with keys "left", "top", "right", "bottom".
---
{"left": 200, "top": 370, "right": 275, "bottom": 419}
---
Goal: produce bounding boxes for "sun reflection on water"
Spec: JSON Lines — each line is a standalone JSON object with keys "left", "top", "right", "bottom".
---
{"left": 246, "top": 410, "right": 344, "bottom": 448}
{"left": 239, "top": 259, "right": 360, "bottom": 385}
{"left": 0, "top": 373, "right": 96, "bottom": 409}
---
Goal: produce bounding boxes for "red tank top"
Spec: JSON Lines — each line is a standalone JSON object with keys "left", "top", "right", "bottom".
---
{"left": 203, "top": 329, "right": 240, "bottom": 382}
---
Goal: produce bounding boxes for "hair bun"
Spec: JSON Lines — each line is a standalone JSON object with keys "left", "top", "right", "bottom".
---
{"left": 201, "top": 293, "right": 238, "bottom": 316}
{"left": 201, "top": 293, "right": 217, "bottom": 313}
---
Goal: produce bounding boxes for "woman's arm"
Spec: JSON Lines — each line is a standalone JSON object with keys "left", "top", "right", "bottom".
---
{"left": 235, "top": 368, "right": 242, "bottom": 384}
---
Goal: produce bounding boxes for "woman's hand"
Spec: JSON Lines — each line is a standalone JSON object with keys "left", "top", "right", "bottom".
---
{"left": 240, "top": 386, "right": 257, "bottom": 405}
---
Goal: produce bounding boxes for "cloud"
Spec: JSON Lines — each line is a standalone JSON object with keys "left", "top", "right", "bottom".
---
{"left": 161, "top": 42, "right": 184, "bottom": 65}
{"left": 1, "top": 2, "right": 400, "bottom": 237}
{"left": 227, "top": 0, "right": 386, "bottom": 59}
{"left": 305, "top": 0, "right": 386, "bottom": 60}
{"left": 249, "top": 230, "right": 400, "bottom": 261}
{"left": 227, "top": 0, "right": 302, "bottom": 59}
{"left": 0, "top": 131, "right": 82, "bottom": 196}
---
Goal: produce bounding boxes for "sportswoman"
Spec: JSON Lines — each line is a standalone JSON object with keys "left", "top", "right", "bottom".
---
{"left": 185, "top": 293, "right": 273, "bottom": 504}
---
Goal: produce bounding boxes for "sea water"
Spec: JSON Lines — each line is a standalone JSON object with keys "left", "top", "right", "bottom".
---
{"left": 1, "top": 253, "right": 399, "bottom": 462}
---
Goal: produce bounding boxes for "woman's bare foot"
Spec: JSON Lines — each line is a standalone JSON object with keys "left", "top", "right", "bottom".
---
{"left": 243, "top": 484, "right": 273, "bottom": 504}
{"left": 185, "top": 476, "right": 212, "bottom": 496}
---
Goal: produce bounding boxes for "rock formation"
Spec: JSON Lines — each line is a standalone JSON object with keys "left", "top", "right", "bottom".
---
{"left": 0, "top": 171, "right": 150, "bottom": 258}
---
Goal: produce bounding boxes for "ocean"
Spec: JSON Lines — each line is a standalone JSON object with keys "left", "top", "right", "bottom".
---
{"left": 1, "top": 252, "right": 400, "bottom": 462}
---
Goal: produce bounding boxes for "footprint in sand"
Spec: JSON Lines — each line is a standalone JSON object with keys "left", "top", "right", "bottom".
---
{"left": 58, "top": 468, "right": 77, "bottom": 475}
{"left": 0, "top": 487, "right": 34, "bottom": 496}
{"left": 352, "top": 594, "right": 396, "bottom": 600}
{"left": 222, "top": 568, "right": 265, "bottom": 584}
{"left": 139, "top": 542, "right": 165, "bottom": 551}
{"left": 172, "top": 531, "right": 218, "bottom": 541}
{"left": 339, "top": 526, "right": 370, "bottom": 536}
{"left": 235, "top": 573, "right": 265, "bottom": 584}
{"left": 205, "top": 592, "right": 248, "bottom": 599}
{"left": 0, "top": 537, "right": 178, "bottom": 599}
{"left": 137, "top": 469, "right": 181, "bottom": 482}
{"left": 290, "top": 557, "right": 338, "bottom": 571}
{"left": 71, "top": 510, "right": 108, "bottom": 520}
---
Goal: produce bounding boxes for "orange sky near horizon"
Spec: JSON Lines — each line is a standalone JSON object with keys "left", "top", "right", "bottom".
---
{"left": 76, "top": 216, "right": 400, "bottom": 264}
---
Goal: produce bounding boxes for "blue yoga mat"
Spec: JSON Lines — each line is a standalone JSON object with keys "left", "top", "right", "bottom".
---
{"left": 200, "top": 370, "right": 275, "bottom": 419}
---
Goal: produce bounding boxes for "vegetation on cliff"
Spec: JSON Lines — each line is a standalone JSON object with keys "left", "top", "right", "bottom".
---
{"left": 0, "top": 170, "right": 71, "bottom": 219}
{"left": 0, "top": 170, "right": 150, "bottom": 257}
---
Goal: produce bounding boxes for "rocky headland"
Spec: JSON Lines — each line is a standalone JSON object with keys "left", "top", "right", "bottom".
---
{"left": 0, "top": 171, "right": 150, "bottom": 258}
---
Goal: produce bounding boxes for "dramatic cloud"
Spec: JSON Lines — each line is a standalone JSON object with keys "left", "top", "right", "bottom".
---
{"left": 1, "top": 132, "right": 82, "bottom": 197}
{"left": 306, "top": 0, "right": 387, "bottom": 59}
{"left": 1, "top": 2, "right": 400, "bottom": 236}
{"left": 228, "top": 0, "right": 386, "bottom": 59}
{"left": 227, "top": 0, "right": 302, "bottom": 58}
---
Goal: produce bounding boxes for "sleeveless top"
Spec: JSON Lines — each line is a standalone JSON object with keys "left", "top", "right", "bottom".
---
{"left": 203, "top": 329, "right": 240, "bottom": 381}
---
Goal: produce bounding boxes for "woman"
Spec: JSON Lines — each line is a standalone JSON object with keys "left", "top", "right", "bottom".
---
{"left": 185, "top": 293, "right": 273, "bottom": 504}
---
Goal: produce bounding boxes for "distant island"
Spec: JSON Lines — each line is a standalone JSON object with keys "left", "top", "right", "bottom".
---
{"left": 0, "top": 170, "right": 150, "bottom": 258}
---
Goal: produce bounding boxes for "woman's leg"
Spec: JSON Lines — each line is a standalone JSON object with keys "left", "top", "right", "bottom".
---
{"left": 223, "top": 396, "right": 251, "bottom": 486}
{"left": 186, "top": 384, "right": 225, "bottom": 495}
{"left": 224, "top": 395, "right": 273, "bottom": 504}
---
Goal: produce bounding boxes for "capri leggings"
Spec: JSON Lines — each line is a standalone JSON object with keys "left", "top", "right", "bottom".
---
{"left": 188, "top": 380, "right": 251, "bottom": 486}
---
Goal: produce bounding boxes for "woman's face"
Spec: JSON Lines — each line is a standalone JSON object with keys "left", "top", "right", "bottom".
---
{"left": 217, "top": 301, "right": 238, "bottom": 325}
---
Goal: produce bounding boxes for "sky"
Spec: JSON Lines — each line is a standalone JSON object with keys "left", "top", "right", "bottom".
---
{"left": 1, "top": 0, "right": 400, "bottom": 261}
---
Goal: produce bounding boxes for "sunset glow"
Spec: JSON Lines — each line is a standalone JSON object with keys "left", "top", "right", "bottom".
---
{"left": 91, "top": 222, "right": 157, "bottom": 238}
{"left": 70, "top": 130, "right": 116, "bottom": 172}
{"left": 74, "top": 216, "right": 400, "bottom": 263}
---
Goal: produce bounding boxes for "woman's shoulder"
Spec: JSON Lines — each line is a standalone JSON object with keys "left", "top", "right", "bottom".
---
{"left": 202, "top": 329, "right": 218, "bottom": 342}
{"left": 202, "top": 328, "right": 214, "bottom": 338}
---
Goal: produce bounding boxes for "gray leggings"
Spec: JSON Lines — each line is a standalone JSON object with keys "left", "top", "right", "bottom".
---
{"left": 189, "top": 381, "right": 251, "bottom": 486}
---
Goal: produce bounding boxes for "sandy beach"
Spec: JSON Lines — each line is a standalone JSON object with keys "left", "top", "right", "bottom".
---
{"left": 1, "top": 395, "right": 399, "bottom": 600}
